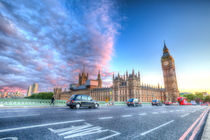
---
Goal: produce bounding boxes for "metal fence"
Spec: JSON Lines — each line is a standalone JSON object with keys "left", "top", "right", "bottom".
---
{"left": 0, "top": 98, "right": 66, "bottom": 106}
{"left": 0, "top": 98, "right": 151, "bottom": 106}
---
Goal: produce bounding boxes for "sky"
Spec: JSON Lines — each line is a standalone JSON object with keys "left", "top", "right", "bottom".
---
{"left": 0, "top": 0, "right": 210, "bottom": 93}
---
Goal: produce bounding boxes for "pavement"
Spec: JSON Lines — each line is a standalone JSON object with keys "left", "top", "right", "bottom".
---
{"left": 201, "top": 109, "right": 210, "bottom": 140}
{"left": 0, "top": 105, "right": 209, "bottom": 140}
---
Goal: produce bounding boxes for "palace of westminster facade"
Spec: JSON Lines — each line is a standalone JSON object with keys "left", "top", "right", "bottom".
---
{"left": 54, "top": 43, "right": 179, "bottom": 102}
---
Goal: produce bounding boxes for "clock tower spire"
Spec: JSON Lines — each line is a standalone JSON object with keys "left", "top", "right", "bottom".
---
{"left": 161, "top": 42, "right": 179, "bottom": 102}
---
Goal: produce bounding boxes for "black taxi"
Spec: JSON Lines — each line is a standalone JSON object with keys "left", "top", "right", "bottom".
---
{"left": 67, "top": 94, "right": 99, "bottom": 109}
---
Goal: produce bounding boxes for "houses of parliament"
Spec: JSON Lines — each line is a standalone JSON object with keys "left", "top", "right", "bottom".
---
{"left": 54, "top": 43, "right": 179, "bottom": 102}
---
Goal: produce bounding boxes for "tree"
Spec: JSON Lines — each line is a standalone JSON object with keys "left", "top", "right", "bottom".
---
{"left": 25, "top": 92, "right": 53, "bottom": 99}
{"left": 204, "top": 95, "right": 210, "bottom": 103}
{"left": 194, "top": 92, "right": 204, "bottom": 103}
{"left": 183, "top": 94, "right": 195, "bottom": 102}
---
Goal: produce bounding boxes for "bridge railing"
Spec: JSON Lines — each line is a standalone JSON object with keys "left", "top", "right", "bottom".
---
{"left": 0, "top": 99, "right": 151, "bottom": 106}
{"left": 0, "top": 98, "right": 66, "bottom": 106}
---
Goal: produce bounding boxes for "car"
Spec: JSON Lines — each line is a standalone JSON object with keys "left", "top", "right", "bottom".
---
{"left": 191, "top": 100, "right": 197, "bottom": 105}
{"left": 127, "top": 98, "right": 142, "bottom": 107}
{"left": 201, "top": 103, "right": 208, "bottom": 106}
{"left": 164, "top": 101, "right": 172, "bottom": 105}
{"left": 152, "top": 99, "right": 162, "bottom": 106}
{"left": 66, "top": 94, "right": 99, "bottom": 109}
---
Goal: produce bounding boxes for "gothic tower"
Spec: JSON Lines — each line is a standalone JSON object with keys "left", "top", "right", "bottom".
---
{"left": 97, "top": 70, "right": 102, "bottom": 88}
{"left": 78, "top": 71, "right": 88, "bottom": 86}
{"left": 161, "top": 42, "right": 179, "bottom": 102}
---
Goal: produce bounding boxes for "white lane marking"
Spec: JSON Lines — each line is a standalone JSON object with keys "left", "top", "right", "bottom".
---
{"left": 160, "top": 111, "right": 167, "bottom": 113}
{"left": 169, "top": 110, "right": 174, "bottom": 112}
{"left": 181, "top": 113, "right": 190, "bottom": 118}
{"left": 64, "top": 127, "right": 106, "bottom": 139}
{"left": 49, "top": 123, "right": 91, "bottom": 134}
{"left": 138, "top": 120, "right": 174, "bottom": 136}
{"left": 76, "top": 110, "right": 109, "bottom": 113}
{"left": 191, "top": 110, "right": 196, "bottom": 113}
{"left": 0, "top": 110, "right": 27, "bottom": 113}
{"left": 124, "top": 108, "right": 139, "bottom": 110}
{"left": 139, "top": 113, "right": 147, "bottom": 116}
{"left": 59, "top": 123, "right": 93, "bottom": 136}
{"left": 49, "top": 123, "right": 121, "bottom": 140}
{"left": 152, "top": 112, "right": 158, "bottom": 114}
{"left": 0, "top": 119, "right": 85, "bottom": 133}
{"left": 121, "top": 115, "right": 132, "bottom": 118}
{"left": 0, "top": 137, "right": 18, "bottom": 140}
{"left": 0, "top": 114, "right": 40, "bottom": 118}
{"left": 61, "top": 126, "right": 103, "bottom": 136}
{"left": 98, "top": 117, "right": 113, "bottom": 120}
{"left": 97, "top": 130, "right": 121, "bottom": 140}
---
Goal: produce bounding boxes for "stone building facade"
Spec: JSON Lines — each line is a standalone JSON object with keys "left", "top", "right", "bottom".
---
{"left": 54, "top": 87, "right": 111, "bottom": 101}
{"left": 90, "top": 87, "right": 112, "bottom": 101}
{"left": 112, "top": 70, "right": 166, "bottom": 102}
{"left": 54, "top": 43, "right": 179, "bottom": 102}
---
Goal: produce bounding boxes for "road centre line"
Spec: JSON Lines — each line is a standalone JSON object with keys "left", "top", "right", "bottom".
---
{"left": 98, "top": 117, "right": 113, "bottom": 120}
{"left": 152, "top": 112, "right": 158, "bottom": 114}
{"left": 0, "top": 114, "right": 40, "bottom": 118}
{"left": 0, "top": 119, "right": 85, "bottom": 133}
{"left": 181, "top": 113, "right": 190, "bottom": 118}
{"left": 139, "top": 113, "right": 147, "bottom": 116}
{"left": 0, "top": 110, "right": 27, "bottom": 113}
{"left": 191, "top": 110, "right": 196, "bottom": 113}
{"left": 135, "top": 120, "right": 174, "bottom": 137}
{"left": 121, "top": 115, "right": 132, "bottom": 118}
{"left": 76, "top": 110, "right": 109, "bottom": 113}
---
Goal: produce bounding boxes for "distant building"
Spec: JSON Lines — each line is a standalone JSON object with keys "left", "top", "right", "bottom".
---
{"left": 32, "top": 83, "right": 38, "bottom": 94}
{"left": 27, "top": 85, "right": 32, "bottom": 96}
{"left": 4, "top": 92, "right": 8, "bottom": 98}
{"left": 195, "top": 92, "right": 209, "bottom": 96}
{"left": 70, "top": 70, "right": 102, "bottom": 91}
{"left": 202, "top": 92, "right": 209, "bottom": 96}
{"left": 0, "top": 92, "right": 3, "bottom": 98}
{"left": 180, "top": 92, "right": 193, "bottom": 96}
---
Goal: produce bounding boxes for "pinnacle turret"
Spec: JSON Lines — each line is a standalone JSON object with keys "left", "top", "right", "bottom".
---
{"left": 163, "top": 41, "right": 169, "bottom": 54}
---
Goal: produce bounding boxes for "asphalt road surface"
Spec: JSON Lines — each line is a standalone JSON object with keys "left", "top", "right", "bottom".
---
{"left": 0, "top": 105, "right": 209, "bottom": 140}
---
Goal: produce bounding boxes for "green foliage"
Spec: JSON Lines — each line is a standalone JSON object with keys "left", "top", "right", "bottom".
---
{"left": 204, "top": 95, "right": 210, "bottom": 103}
{"left": 183, "top": 94, "right": 195, "bottom": 102}
{"left": 194, "top": 92, "right": 204, "bottom": 103}
{"left": 25, "top": 92, "right": 53, "bottom": 99}
{"left": 182, "top": 93, "right": 209, "bottom": 103}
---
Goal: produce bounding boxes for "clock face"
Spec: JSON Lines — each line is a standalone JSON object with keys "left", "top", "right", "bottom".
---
{"left": 163, "top": 61, "right": 169, "bottom": 66}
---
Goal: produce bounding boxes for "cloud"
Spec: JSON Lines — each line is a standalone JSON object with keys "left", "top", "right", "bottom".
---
{"left": 0, "top": 0, "right": 120, "bottom": 92}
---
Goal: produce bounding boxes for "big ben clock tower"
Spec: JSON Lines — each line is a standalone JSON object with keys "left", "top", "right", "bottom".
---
{"left": 161, "top": 42, "right": 179, "bottom": 102}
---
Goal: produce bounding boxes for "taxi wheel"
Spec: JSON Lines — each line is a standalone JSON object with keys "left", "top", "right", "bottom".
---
{"left": 69, "top": 106, "right": 74, "bottom": 109}
{"left": 94, "top": 103, "right": 99, "bottom": 109}
{"left": 76, "top": 104, "right": 80, "bottom": 109}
